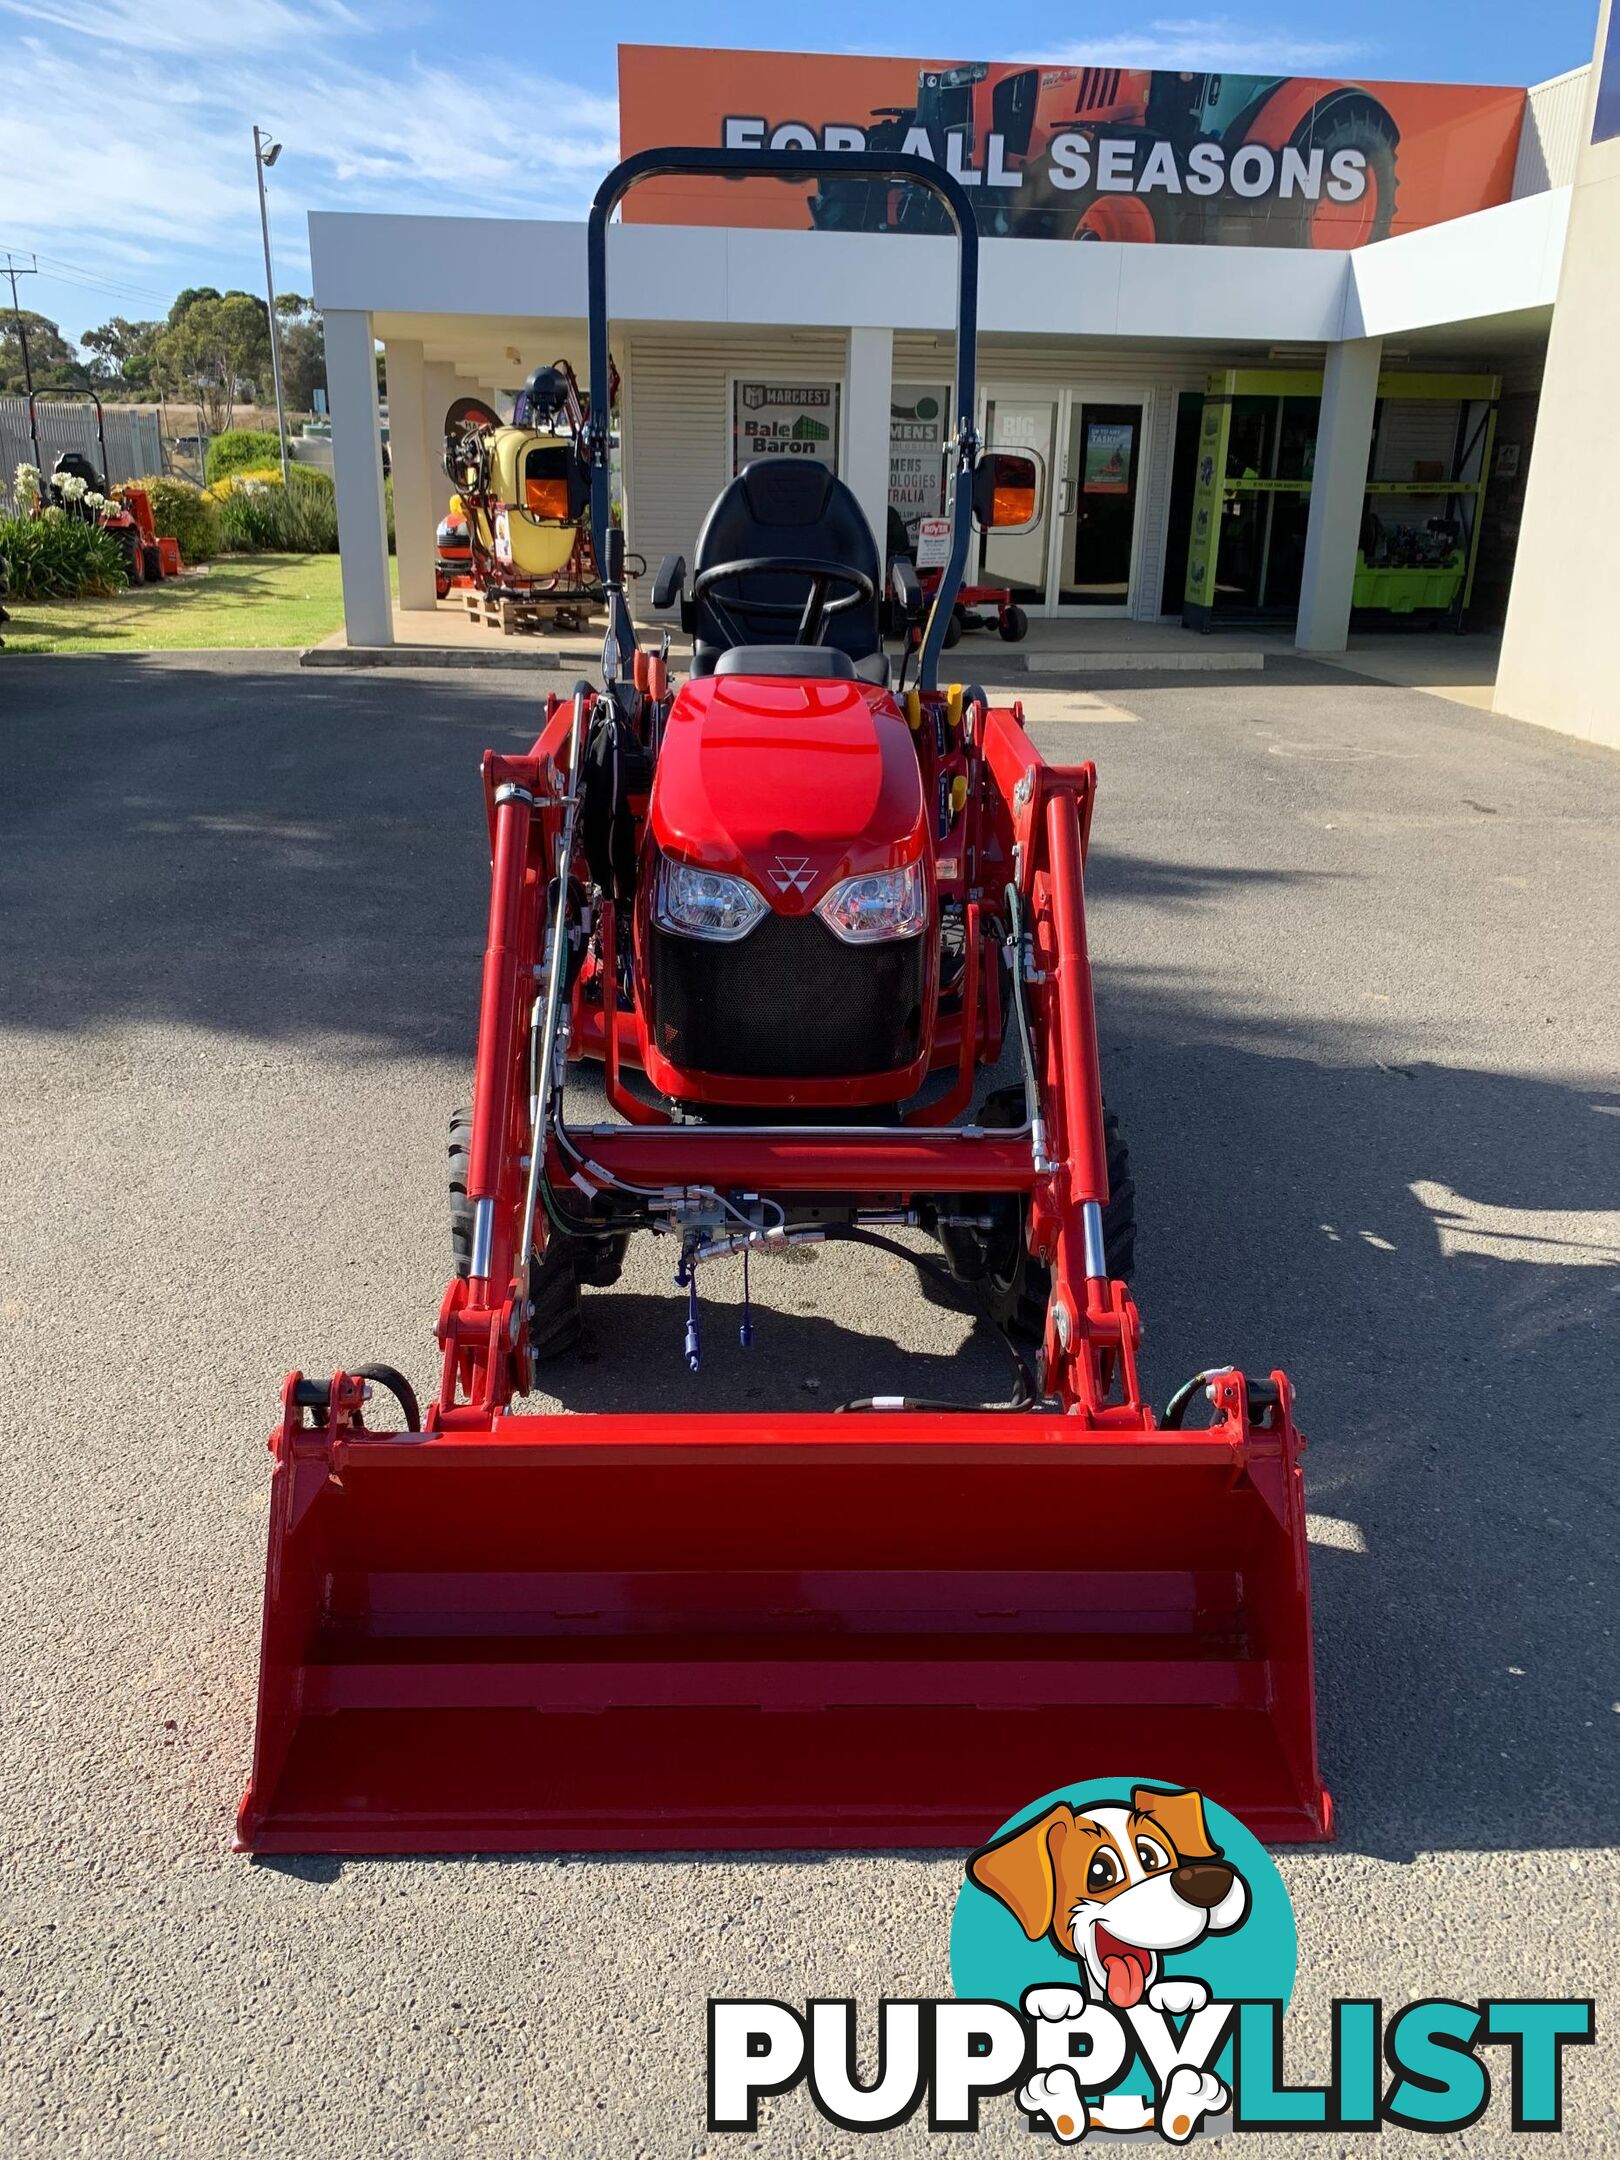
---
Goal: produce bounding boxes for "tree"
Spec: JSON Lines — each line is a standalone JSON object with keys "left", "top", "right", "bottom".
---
{"left": 0, "top": 309, "right": 87, "bottom": 394}
{"left": 155, "top": 291, "right": 273, "bottom": 431}
{"left": 274, "top": 293, "right": 326, "bottom": 415}
{"left": 81, "top": 317, "right": 163, "bottom": 397}
{"left": 167, "top": 286, "right": 220, "bottom": 327}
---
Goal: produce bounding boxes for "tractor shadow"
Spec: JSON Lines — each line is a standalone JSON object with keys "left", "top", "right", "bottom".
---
{"left": 1089, "top": 976, "right": 1619, "bottom": 1863}
{"left": 542, "top": 1278, "right": 1013, "bottom": 1414}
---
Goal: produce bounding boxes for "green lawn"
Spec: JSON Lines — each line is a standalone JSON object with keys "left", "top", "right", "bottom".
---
{"left": 2, "top": 554, "right": 397, "bottom": 655}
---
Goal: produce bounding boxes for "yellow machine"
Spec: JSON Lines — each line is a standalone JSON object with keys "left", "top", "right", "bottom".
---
{"left": 476, "top": 430, "right": 582, "bottom": 580}
{"left": 443, "top": 370, "right": 602, "bottom": 632}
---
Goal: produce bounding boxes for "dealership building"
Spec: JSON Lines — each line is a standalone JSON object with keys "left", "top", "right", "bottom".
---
{"left": 311, "top": 20, "right": 1620, "bottom": 746}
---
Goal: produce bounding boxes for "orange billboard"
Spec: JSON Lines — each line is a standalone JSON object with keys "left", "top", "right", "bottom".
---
{"left": 618, "top": 47, "right": 1525, "bottom": 249}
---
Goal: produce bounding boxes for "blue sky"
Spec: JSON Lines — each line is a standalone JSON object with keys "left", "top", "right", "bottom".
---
{"left": 0, "top": 0, "right": 1600, "bottom": 349}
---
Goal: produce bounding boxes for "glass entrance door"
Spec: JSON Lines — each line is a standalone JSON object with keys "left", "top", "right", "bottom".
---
{"left": 977, "top": 387, "right": 1148, "bottom": 614}
{"left": 1055, "top": 399, "right": 1145, "bottom": 609}
{"left": 977, "top": 394, "right": 1058, "bottom": 602}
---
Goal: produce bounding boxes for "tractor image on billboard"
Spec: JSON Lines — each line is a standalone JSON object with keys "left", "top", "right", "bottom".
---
{"left": 809, "top": 63, "right": 1400, "bottom": 249}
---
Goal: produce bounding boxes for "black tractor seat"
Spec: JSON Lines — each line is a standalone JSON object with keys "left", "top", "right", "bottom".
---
{"left": 687, "top": 458, "right": 885, "bottom": 677}
{"left": 712, "top": 644, "right": 890, "bottom": 687}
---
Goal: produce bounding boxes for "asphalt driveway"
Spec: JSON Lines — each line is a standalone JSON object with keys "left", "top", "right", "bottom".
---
{"left": 2, "top": 650, "right": 1615, "bottom": 2156}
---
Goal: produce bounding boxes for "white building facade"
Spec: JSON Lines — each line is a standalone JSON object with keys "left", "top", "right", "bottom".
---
{"left": 309, "top": 53, "right": 1594, "bottom": 719}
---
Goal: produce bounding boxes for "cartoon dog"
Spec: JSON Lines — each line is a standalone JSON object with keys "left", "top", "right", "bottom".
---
{"left": 967, "top": 1785, "right": 1249, "bottom": 2142}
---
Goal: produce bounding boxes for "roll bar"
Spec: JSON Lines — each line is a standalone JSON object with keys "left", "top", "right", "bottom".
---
{"left": 27, "top": 388, "right": 109, "bottom": 482}
{"left": 585, "top": 147, "right": 981, "bottom": 691}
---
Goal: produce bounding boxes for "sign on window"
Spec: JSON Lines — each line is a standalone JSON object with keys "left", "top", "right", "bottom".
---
{"left": 732, "top": 380, "right": 840, "bottom": 473}
{"left": 1083, "top": 421, "right": 1134, "bottom": 495}
{"left": 889, "top": 383, "right": 950, "bottom": 547}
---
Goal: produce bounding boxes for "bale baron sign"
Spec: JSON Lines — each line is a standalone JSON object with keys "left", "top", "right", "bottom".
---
{"left": 619, "top": 48, "right": 1526, "bottom": 249}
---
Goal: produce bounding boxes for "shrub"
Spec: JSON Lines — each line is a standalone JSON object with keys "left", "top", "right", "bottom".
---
{"left": 205, "top": 429, "right": 285, "bottom": 484}
{"left": 135, "top": 475, "right": 220, "bottom": 562}
{"left": 215, "top": 476, "right": 339, "bottom": 553}
{"left": 206, "top": 463, "right": 333, "bottom": 509}
{"left": 0, "top": 509, "right": 127, "bottom": 599}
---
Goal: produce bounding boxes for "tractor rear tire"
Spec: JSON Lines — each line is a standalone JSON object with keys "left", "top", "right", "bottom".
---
{"left": 973, "top": 1084, "right": 1135, "bottom": 1340}
{"left": 1291, "top": 100, "right": 1399, "bottom": 248}
{"left": 944, "top": 608, "right": 964, "bottom": 649}
{"left": 117, "top": 529, "right": 144, "bottom": 586}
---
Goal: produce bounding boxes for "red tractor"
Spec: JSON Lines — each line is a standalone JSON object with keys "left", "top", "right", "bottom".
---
{"left": 238, "top": 147, "right": 1330, "bottom": 1858}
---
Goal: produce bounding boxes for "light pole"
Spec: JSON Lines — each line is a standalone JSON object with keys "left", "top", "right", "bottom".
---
{"left": 253, "top": 125, "right": 291, "bottom": 485}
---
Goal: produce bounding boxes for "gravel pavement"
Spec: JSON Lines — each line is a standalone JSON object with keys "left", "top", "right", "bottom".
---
{"left": 2, "top": 650, "right": 1616, "bottom": 2157}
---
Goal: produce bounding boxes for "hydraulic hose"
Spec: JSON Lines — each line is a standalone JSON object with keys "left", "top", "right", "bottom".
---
{"left": 1003, "top": 879, "right": 1049, "bottom": 1169}
{"left": 351, "top": 1363, "right": 423, "bottom": 1433}
{"left": 1161, "top": 1368, "right": 1281, "bottom": 1429}
{"left": 1162, "top": 1367, "right": 1234, "bottom": 1430}
{"left": 825, "top": 1224, "right": 1037, "bottom": 1413}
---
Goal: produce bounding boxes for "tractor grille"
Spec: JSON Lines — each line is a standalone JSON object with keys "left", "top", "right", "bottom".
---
{"left": 1073, "top": 66, "right": 1123, "bottom": 112}
{"left": 648, "top": 914, "right": 925, "bottom": 1081}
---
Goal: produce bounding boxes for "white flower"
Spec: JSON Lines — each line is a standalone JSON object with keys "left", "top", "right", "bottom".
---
{"left": 14, "top": 460, "right": 42, "bottom": 508}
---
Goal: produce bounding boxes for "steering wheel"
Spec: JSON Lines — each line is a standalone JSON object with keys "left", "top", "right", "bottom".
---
{"left": 691, "top": 555, "right": 875, "bottom": 648}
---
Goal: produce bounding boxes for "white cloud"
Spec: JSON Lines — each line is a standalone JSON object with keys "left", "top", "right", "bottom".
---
{"left": 1031, "top": 17, "right": 1370, "bottom": 72}
{"left": 0, "top": 0, "right": 617, "bottom": 318}
{"left": 0, "top": 0, "right": 363, "bottom": 53}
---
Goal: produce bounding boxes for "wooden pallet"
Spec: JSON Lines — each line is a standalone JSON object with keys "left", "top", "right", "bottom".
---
{"left": 462, "top": 590, "right": 596, "bottom": 638}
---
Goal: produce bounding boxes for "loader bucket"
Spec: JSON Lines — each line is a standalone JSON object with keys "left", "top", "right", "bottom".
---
{"left": 237, "top": 1411, "right": 1331, "bottom": 1854}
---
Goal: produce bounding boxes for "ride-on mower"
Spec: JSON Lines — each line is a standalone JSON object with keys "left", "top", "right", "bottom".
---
{"left": 239, "top": 148, "right": 1330, "bottom": 1856}
{"left": 26, "top": 391, "right": 177, "bottom": 584}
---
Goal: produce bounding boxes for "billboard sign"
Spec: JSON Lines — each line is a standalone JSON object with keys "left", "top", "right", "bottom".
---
{"left": 620, "top": 47, "right": 1525, "bottom": 249}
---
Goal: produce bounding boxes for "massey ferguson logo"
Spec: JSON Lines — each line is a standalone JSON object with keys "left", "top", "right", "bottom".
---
{"left": 771, "top": 856, "right": 813, "bottom": 893}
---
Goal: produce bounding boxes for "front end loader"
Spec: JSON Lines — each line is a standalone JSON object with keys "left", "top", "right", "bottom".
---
{"left": 237, "top": 147, "right": 1331, "bottom": 1856}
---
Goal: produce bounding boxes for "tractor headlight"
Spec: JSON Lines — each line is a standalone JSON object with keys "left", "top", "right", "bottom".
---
{"left": 815, "top": 860, "right": 928, "bottom": 944}
{"left": 653, "top": 856, "right": 767, "bottom": 942}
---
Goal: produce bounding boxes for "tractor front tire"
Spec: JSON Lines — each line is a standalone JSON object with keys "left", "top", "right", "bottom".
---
{"left": 448, "top": 1106, "right": 476, "bottom": 1278}
{"left": 998, "top": 604, "right": 1029, "bottom": 643}
{"left": 142, "top": 543, "right": 163, "bottom": 583}
{"left": 973, "top": 1085, "right": 1135, "bottom": 1340}
{"left": 449, "top": 1101, "right": 625, "bottom": 1320}
{"left": 527, "top": 1236, "right": 583, "bottom": 1362}
{"left": 943, "top": 608, "right": 964, "bottom": 649}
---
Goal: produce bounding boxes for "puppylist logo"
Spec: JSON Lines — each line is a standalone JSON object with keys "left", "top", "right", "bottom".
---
{"left": 708, "top": 1779, "right": 1594, "bottom": 2142}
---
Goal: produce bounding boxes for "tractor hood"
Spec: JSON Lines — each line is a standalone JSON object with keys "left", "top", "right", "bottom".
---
{"left": 647, "top": 673, "right": 928, "bottom": 911}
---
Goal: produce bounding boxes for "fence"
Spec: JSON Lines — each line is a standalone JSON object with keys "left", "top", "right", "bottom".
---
{"left": 0, "top": 399, "right": 165, "bottom": 509}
